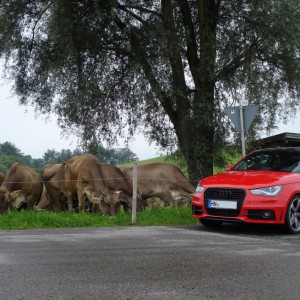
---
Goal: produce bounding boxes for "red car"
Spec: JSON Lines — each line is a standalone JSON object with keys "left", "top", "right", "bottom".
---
{"left": 192, "top": 147, "right": 300, "bottom": 233}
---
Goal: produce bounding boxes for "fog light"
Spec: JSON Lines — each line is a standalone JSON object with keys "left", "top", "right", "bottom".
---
{"left": 262, "top": 211, "right": 272, "bottom": 219}
{"left": 247, "top": 210, "right": 275, "bottom": 220}
{"left": 192, "top": 205, "right": 203, "bottom": 215}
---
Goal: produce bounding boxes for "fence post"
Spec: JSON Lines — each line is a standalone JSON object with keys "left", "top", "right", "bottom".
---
{"left": 131, "top": 163, "right": 137, "bottom": 224}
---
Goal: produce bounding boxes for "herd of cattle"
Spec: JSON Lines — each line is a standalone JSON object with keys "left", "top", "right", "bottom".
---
{"left": 0, "top": 154, "right": 195, "bottom": 215}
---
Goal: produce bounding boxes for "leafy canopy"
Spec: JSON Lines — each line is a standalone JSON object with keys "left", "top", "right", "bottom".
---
{"left": 0, "top": 1, "right": 300, "bottom": 179}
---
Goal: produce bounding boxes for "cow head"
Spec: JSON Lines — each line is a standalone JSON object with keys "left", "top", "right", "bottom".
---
{"left": 9, "top": 190, "right": 27, "bottom": 210}
{"left": 82, "top": 186, "right": 103, "bottom": 202}
{"left": 98, "top": 191, "right": 122, "bottom": 216}
{"left": 118, "top": 191, "right": 143, "bottom": 213}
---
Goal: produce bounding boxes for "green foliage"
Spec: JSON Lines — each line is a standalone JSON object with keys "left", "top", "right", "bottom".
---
{"left": 213, "top": 146, "right": 241, "bottom": 174}
{"left": 1, "top": 0, "right": 300, "bottom": 181}
{"left": 85, "top": 143, "right": 138, "bottom": 165}
{"left": 0, "top": 144, "right": 35, "bottom": 173}
{"left": 41, "top": 148, "right": 86, "bottom": 165}
{"left": 0, "top": 142, "right": 22, "bottom": 156}
{"left": 0, "top": 206, "right": 197, "bottom": 230}
{"left": 0, "top": 141, "right": 138, "bottom": 173}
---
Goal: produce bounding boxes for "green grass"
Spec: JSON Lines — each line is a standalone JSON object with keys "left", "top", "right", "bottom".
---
{"left": 0, "top": 206, "right": 198, "bottom": 230}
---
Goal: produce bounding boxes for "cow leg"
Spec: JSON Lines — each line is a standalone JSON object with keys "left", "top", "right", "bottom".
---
{"left": 77, "top": 190, "right": 85, "bottom": 212}
{"left": 67, "top": 192, "right": 75, "bottom": 212}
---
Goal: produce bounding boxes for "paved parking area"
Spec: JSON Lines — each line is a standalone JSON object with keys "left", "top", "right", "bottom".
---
{"left": 0, "top": 224, "right": 299, "bottom": 299}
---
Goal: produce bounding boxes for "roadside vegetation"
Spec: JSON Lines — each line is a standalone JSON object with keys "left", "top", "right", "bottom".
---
{"left": 0, "top": 206, "right": 197, "bottom": 230}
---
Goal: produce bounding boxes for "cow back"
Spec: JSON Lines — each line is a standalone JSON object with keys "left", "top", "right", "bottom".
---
{"left": 65, "top": 154, "right": 109, "bottom": 193}
{"left": 0, "top": 163, "right": 43, "bottom": 209}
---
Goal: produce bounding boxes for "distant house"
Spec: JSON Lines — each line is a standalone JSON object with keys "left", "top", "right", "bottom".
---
{"left": 255, "top": 132, "right": 300, "bottom": 149}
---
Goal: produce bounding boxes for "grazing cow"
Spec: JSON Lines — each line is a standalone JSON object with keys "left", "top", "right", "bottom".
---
{"left": 41, "top": 163, "right": 69, "bottom": 211}
{"left": 121, "top": 163, "right": 195, "bottom": 208}
{"left": 0, "top": 163, "right": 43, "bottom": 212}
{"left": 101, "top": 163, "right": 142, "bottom": 213}
{"left": 64, "top": 154, "right": 121, "bottom": 215}
{"left": 33, "top": 184, "right": 51, "bottom": 211}
{"left": 0, "top": 172, "right": 5, "bottom": 185}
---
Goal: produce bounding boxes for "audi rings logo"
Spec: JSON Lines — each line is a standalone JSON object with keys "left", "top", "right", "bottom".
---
{"left": 217, "top": 189, "right": 232, "bottom": 198}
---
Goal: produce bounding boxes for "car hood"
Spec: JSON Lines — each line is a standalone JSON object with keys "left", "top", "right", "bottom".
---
{"left": 200, "top": 170, "right": 300, "bottom": 189}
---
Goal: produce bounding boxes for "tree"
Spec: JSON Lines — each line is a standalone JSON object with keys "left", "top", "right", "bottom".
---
{"left": 42, "top": 148, "right": 74, "bottom": 164}
{"left": 83, "top": 141, "right": 138, "bottom": 165}
{"left": 0, "top": 1, "right": 300, "bottom": 180}
{"left": 0, "top": 142, "right": 23, "bottom": 157}
{"left": 0, "top": 142, "right": 33, "bottom": 173}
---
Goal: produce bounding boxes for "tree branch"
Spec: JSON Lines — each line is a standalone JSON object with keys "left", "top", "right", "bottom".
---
{"left": 29, "top": 1, "right": 53, "bottom": 52}
{"left": 216, "top": 42, "right": 258, "bottom": 81}
{"left": 177, "top": 0, "right": 199, "bottom": 78}
{"left": 113, "top": 14, "right": 177, "bottom": 124}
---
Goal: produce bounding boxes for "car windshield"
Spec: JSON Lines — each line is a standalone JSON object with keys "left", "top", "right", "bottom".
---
{"left": 232, "top": 150, "right": 300, "bottom": 173}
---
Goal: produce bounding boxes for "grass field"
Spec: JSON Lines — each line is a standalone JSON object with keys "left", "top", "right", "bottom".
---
{"left": 0, "top": 206, "right": 198, "bottom": 230}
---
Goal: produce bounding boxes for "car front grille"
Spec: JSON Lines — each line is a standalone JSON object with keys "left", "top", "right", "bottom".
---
{"left": 204, "top": 188, "right": 246, "bottom": 217}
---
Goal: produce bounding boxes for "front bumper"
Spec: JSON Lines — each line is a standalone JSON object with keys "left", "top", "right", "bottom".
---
{"left": 192, "top": 190, "right": 287, "bottom": 225}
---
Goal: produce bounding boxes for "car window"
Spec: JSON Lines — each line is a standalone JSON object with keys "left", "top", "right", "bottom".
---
{"left": 233, "top": 151, "right": 300, "bottom": 173}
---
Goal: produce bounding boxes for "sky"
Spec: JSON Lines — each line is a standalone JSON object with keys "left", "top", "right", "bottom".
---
{"left": 0, "top": 78, "right": 163, "bottom": 160}
{"left": 0, "top": 77, "right": 299, "bottom": 160}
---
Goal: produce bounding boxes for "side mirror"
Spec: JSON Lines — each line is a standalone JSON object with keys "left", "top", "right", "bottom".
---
{"left": 226, "top": 164, "right": 234, "bottom": 171}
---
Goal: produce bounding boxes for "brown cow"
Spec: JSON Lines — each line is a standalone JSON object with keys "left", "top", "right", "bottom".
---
{"left": 41, "top": 163, "right": 69, "bottom": 211}
{"left": 33, "top": 184, "right": 51, "bottom": 211}
{"left": 100, "top": 163, "right": 142, "bottom": 213}
{"left": 121, "top": 163, "right": 195, "bottom": 208}
{"left": 0, "top": 172, "right": 5, "bottom": 185}
{"left": 0, "top": 163, "right": 43, "bottom": 212}
{"left": 64, "top": 154, "right": 121, "bottom": 215}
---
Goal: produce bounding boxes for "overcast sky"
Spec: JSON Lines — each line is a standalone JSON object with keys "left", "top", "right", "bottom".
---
{"left": 0, "top": 76, "right": 299, "bottom": 160}
{"left": 0, "top": 78, "right": 163, "bottom": 160}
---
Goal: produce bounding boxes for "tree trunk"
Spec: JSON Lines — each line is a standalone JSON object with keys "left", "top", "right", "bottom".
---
{"left": 179, "top": 0, "right": 218, "bottom": 182}
{"left": 177, "top": 85, "right": 215, "bottom": 185}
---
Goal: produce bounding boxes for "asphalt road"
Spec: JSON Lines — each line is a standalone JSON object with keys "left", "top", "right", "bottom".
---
{"left": 0, "top": 223, "right": 299, "bottom": 300}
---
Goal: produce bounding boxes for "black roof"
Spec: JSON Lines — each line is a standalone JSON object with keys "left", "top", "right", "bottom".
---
{"left": 256, "top": 132, "right": 300, "bottom": 148}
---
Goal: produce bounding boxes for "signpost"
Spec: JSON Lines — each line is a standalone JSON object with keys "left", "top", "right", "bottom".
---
{"left": 131, "top": 163, "right": 137, "bottom": 224}
{"left": 224, "top": 103, "right": 259, "bottom": 156}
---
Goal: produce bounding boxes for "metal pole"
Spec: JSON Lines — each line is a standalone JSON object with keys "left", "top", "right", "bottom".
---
{"left": 239, "top": 102, "right": 246, "bottom": 156}
{"left": 131, "top": 163, "right": 137, "bottom": 224}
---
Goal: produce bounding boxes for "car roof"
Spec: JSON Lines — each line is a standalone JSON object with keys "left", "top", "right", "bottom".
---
{"left": 250, "top": 147, "right": 300, "bottom": 154}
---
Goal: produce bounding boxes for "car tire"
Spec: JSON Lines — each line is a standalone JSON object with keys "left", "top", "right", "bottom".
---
{"left": 285, "top": 196, "right": 300, "bottom": 234}
{"left": 200, "top": 219, "right": 223, "bottom": 227}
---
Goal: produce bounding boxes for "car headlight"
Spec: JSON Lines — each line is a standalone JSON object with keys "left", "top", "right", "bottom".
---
{"left": 195, "top": 184, "right": 205, "bottom": 193}
{"left": 250, "top": 185, "right": 282, "bottom": 197}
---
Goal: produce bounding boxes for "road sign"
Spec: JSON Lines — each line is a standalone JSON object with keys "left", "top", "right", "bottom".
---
{"left": 224, "top": 104, "right": 259, "bottom": 156}
{"left": 224, "top": 105, "right": 259, "bottom": 133}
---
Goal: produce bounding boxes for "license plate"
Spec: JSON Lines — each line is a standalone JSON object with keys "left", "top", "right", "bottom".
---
{"left": 208, "top": 200, "right": 237, "bottom": 209}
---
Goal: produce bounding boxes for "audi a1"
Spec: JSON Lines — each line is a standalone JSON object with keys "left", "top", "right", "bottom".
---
{"left": 192, "top": 147, "right": 300, "bottom": 233}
